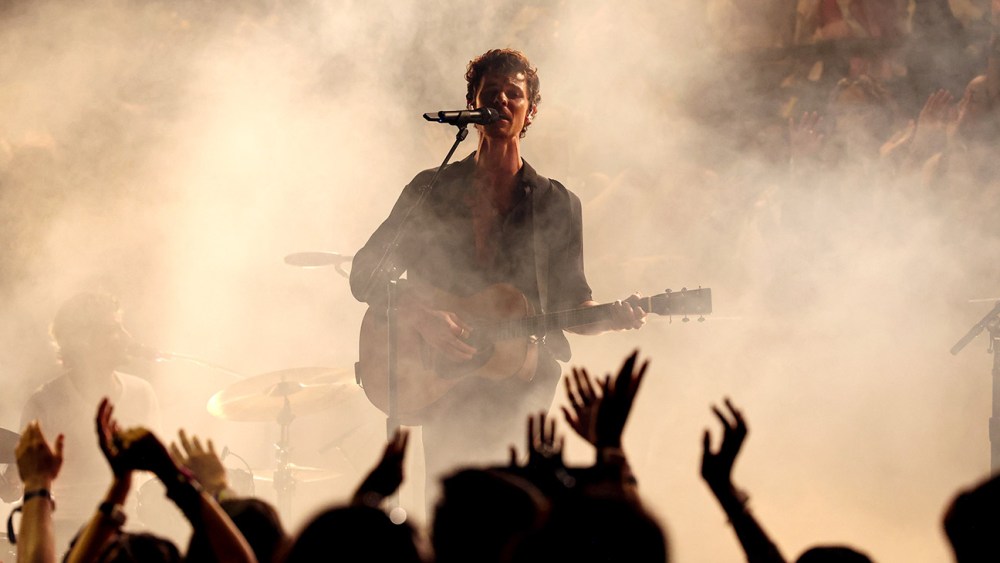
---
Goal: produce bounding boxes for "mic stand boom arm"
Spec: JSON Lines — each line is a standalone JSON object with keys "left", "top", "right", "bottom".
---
{"left": 950, "top": 300, "right": 1000, "bottom": 471}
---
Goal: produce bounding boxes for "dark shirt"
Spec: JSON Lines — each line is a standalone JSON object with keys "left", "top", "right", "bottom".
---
{"left": 350, "top": 152, "right": 593, "bottom": 361}
{"left": 351, "top": 152, "right": 594, "bottom": 477}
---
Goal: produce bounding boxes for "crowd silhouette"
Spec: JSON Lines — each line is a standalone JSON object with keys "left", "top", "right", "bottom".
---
{"left": 6, "top": 349, "right": 998, "bottom": 562}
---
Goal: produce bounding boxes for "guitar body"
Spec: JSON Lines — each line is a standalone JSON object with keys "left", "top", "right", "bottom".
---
{"left": 357, "top": 283, "right": 539, "bottom": 424}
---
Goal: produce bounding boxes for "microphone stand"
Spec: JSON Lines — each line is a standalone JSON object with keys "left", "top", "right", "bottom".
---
{"left": 951, "top": 301, "right": 1000, "bottom": 470}
{"left": 357, "top": 122, "right": 472, "bottom": 507}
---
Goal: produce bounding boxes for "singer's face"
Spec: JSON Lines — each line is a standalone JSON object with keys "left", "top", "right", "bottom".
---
{"left": 474, "top": 71, "right": 533, "bottom": 139}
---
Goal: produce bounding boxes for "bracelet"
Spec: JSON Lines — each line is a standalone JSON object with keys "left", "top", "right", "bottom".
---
{"left": 23, "top": 489, "right": 55, "bottom": 510}
{"left": 98, "top": 502, "right": 127, "bottom": 527}
{"left": 6, "top": 489, "right": 56, "bottom": 545}
{"left": 597, "top": 447, "right": 626, "bottom": 464}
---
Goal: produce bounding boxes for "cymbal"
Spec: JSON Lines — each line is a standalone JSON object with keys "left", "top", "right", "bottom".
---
{"left": 207, "top": 367, "right": 358, "bottom": 422}
{"left": 0, "top": 428, "right": 18, "bottom": 464}
{"left": 249, "top": 463, "right": 341, "bottom": 483}
{"left": 284, "top": 251, "right": 353, "bottom": 279}
{"left": 284, "top": 252, "right": 353, "bottom": 268}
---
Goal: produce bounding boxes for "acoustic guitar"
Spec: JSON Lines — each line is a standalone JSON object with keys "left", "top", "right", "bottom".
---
{"left": 356, "top": 284, "right": 712, "bottom": 423}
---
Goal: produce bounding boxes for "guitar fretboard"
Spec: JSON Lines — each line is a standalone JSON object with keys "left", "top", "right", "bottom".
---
{"left": 478, "top": 293, "right": 707, "bottom": 340}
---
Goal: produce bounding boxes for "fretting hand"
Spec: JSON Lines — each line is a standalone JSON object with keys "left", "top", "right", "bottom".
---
{"left": 608, "top": 294, "right": 647, "bottom": 331}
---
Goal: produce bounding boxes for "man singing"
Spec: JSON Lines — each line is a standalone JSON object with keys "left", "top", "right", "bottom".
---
{"left": 351, "top": 48, "right": 645, "bottom": 493}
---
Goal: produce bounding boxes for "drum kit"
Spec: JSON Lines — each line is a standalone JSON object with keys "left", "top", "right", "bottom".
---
{"left": 206, "top": 365, "right": 357, "bottom": 514}
{"left": 0, "top": 250, "right": 362, "bottom": 547}
{"left": 198, "top": 251, "right": 358, "bottom": 516}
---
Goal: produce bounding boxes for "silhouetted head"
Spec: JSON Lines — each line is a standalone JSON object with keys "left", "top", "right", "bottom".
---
{"left": 185, "top": 498, "right": 287, "bottom": 563}
{"left": 511, "top": 494, "right": 669, "bottom": 563}
{"left": 796, "top": 545, "right": 873, "bottom": 563}
{"left": 944, "top": 472, "right": 1000, "bottom": 563}
{"left": 283, "top": 505, "right": 422, "bottom": 563}
{"left": 63, "top": 531, "right": 181, "bottom": 563}
{"left": 433, "top": 468, "right": 550, "bottom": 563}
{"left": 50, "top": 292, "right": 130, "bottom": 371}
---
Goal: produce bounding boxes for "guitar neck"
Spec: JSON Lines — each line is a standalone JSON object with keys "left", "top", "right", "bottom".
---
{"left": 484, "top": 290, "right": 711, "bottom": 340}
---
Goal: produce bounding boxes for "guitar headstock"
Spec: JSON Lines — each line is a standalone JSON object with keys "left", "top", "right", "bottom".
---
{"left": 648, "top": 287, "right": 712, "bottom": 318}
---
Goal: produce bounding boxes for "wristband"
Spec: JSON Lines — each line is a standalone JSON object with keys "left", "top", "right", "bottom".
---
{"left": 597, "top": 447, "right": 626, "bottom": 464}
{"left": 6, "top": 489, "right": 56, "bottom": 545}
{"left": 23, "top": 488, "right": 55, "bottom": 509}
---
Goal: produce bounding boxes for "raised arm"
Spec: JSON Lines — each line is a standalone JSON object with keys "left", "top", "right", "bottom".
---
{"left": 117, "top": 425, "right": 257, "bottom": 563}
{"left": 701, "top": 398, "right": 785, "bottom": 563}
{"left": 65, "top": 399, "right": 134, "bottom": 563}
{"left": 561, "top": 351, "right": 648, "bottom": 499}
{"left": 352, "top": 428, "right": 410, "bottom": 508}
{"left": 170, "top": 429, "right": 233, "bottom": 500}
{"left": 349, "top": 180, "right": 424, "bottom": 305}
{"left": 14, "top": 421, "right": 63, "bottom": 563}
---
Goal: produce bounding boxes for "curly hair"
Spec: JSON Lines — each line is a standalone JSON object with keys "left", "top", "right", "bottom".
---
{"left": 465, "top": 48, "right": 541, "bottom": 138}
{"left": 50, "top": 292, "right": 122, "bottom": 367}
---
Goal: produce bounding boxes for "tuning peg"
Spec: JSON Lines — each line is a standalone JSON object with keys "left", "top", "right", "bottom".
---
{"left": 698, "top": 315, "right": 705, "bottom": 322}
{"left": 682, "top": 315, "right": 690, "bottom": 323}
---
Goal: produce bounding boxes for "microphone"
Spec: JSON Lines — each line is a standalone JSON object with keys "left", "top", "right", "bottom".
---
{"left": 423, "top": 108, "right": 500, "bottom": 126}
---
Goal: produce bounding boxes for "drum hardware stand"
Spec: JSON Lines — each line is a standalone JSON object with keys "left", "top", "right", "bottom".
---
{"left": 950, "top": 301, "right": 1000, "bottom": 471}
{"left": 271, "top": 383, "right": 298, "bottom": 518}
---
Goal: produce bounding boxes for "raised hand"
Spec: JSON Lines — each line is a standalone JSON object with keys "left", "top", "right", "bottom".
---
{"left": 594, "top": 350, "right": 648, "bottom": 449}
{"left": 526, "top": 411, "right": 564, "bottom": 469}
{"left": 701, "top": 398, "right": 748, "bottom": 492}
{"left": 96, "top": 398, "right": 130, "bottom": 479}
{"left": 170, "top": 430, "right": 228, "bottom": 497}
{"left": 353, "top": 428, "right": 409, "bottom": 505}
{"left": 561, "top": 367, "right": 605, "bottom": 446}
{"left": 788, "top": 111, "right": 825, "bottom": 160}
{"left": 913, "top": 89, "right": 955, "bottom": 150}
{"left": 116, "top": 427, "right": 177, "bottom": 479}
{"left": 16, "top": 422, "right": 64, "bottom": 491}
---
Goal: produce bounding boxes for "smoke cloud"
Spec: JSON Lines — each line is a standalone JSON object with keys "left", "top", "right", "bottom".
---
{"left": 1, "top": 1, "right": 996, "bottom": 561}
